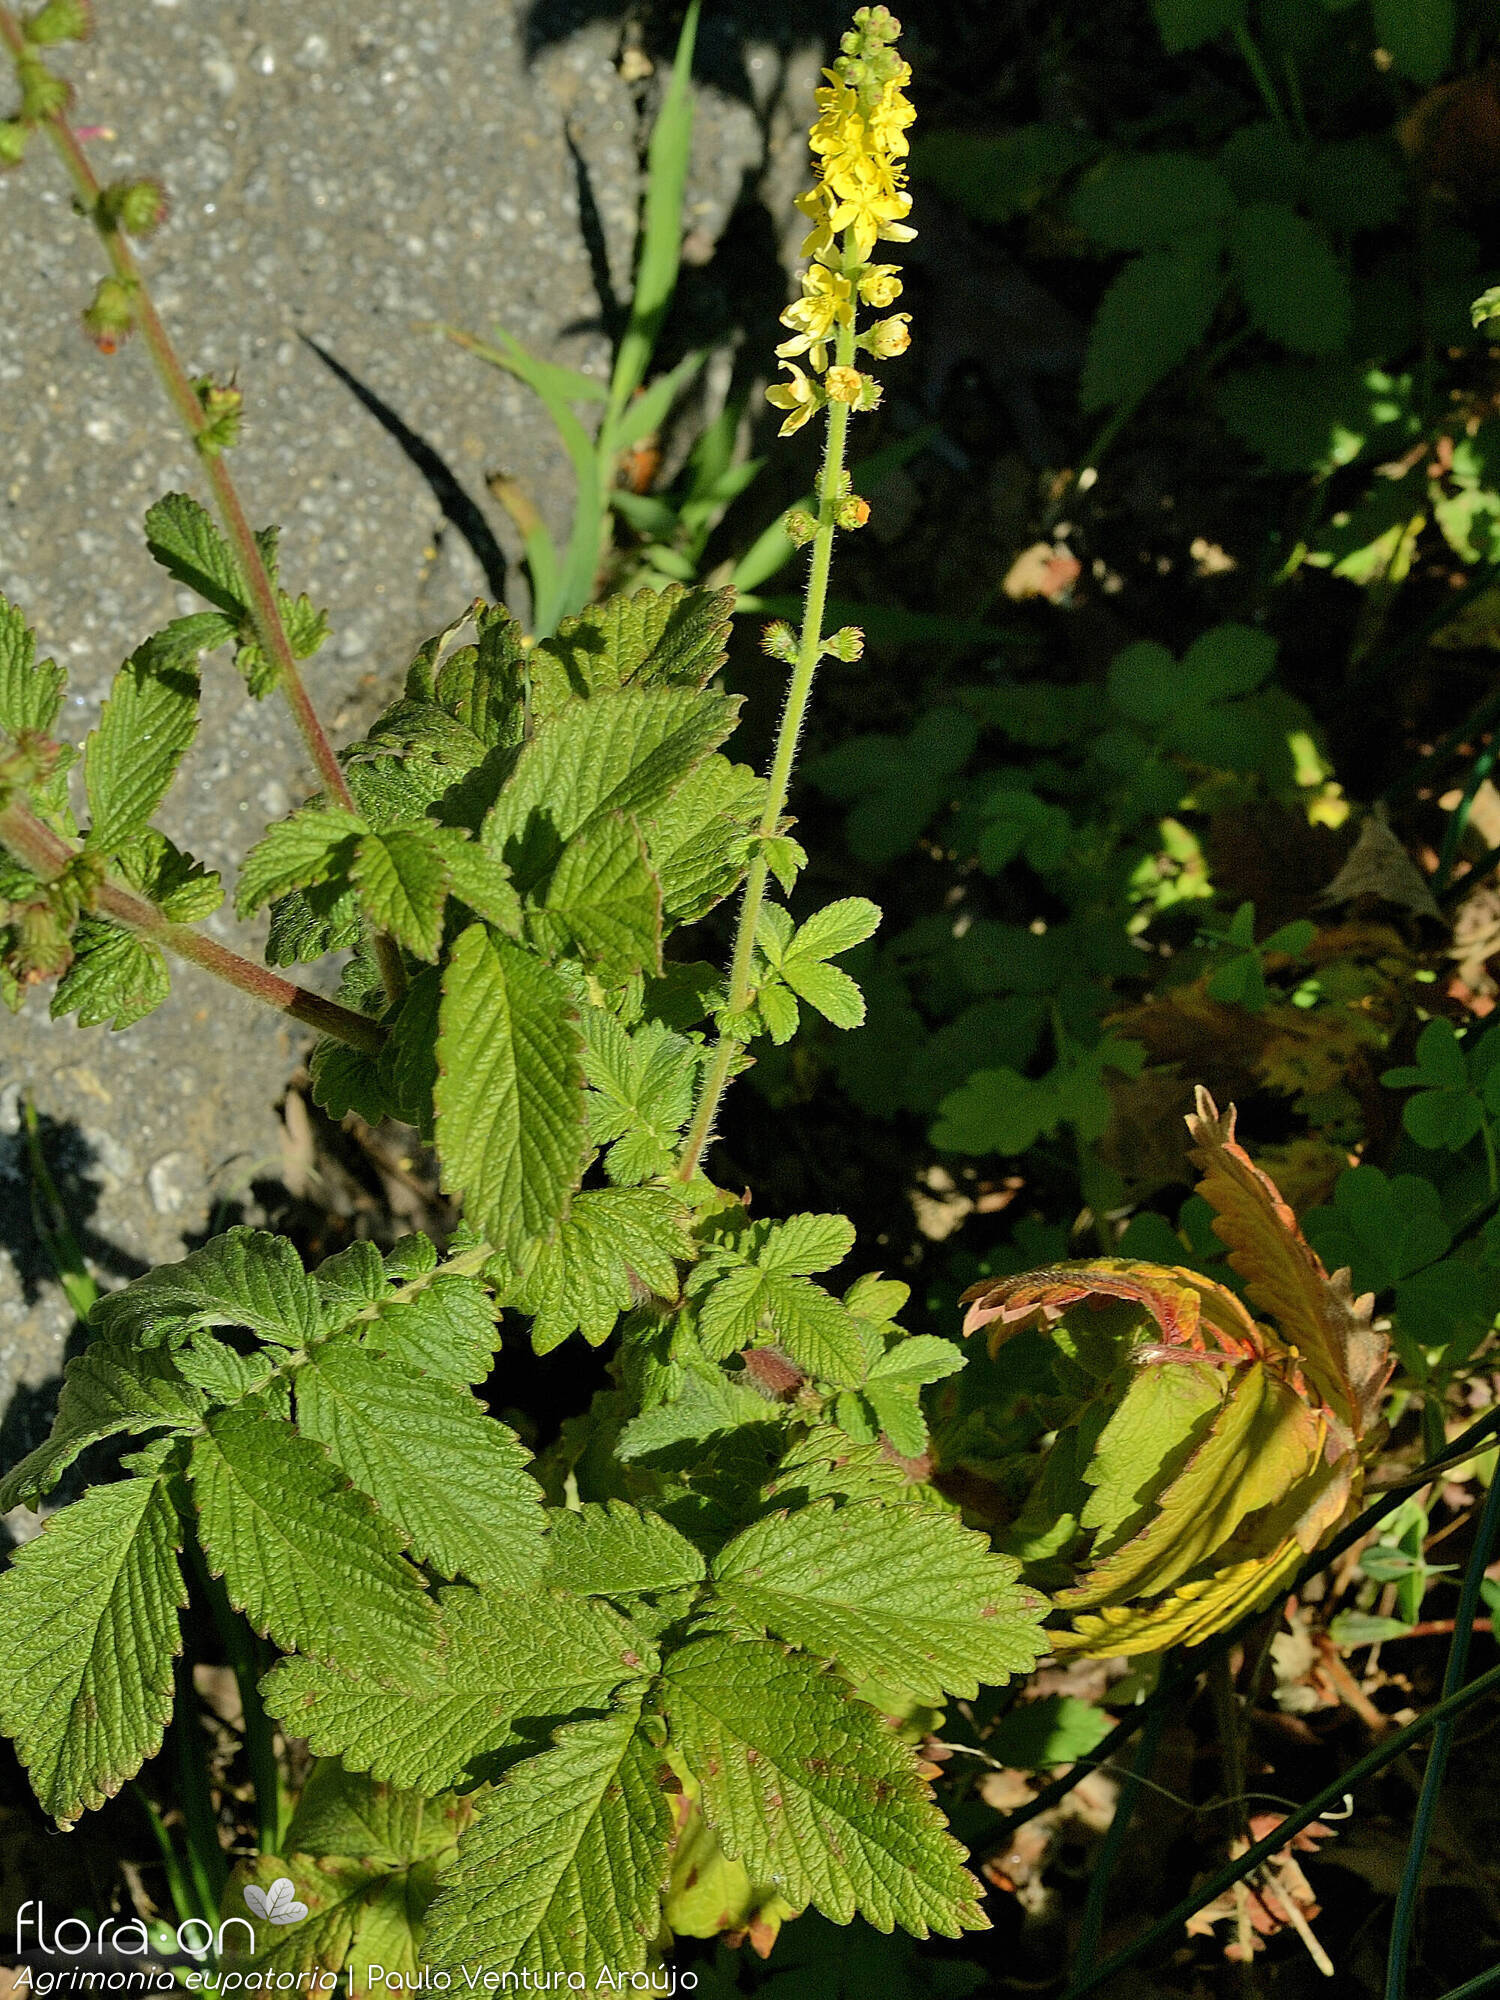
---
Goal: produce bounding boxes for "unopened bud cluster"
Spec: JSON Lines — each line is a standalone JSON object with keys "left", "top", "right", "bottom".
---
{"left": 765, "top": 7, "right": 914, "bottom": 441}
{"left": 2, "top": 0, "right": 91, "bottom": 166}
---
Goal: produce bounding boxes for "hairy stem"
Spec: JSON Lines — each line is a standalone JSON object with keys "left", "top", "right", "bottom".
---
{"left": 677, "top": 312, "right": 856, "bottom": 1178}
{"left": 0, "top": 798, "right": 385, "bottom": 1053}
{"left": 0, "top": 5, "right": 406, "bottom": 1007}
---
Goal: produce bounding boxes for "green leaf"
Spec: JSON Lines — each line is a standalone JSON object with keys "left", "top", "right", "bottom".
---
{"left": 190, "top": 1399, "right": 434, "bottom": 1672}
{"left": 263, "top": 1585, "right": 654, "bottom": 1791}
{"left": 510, "top": 1186, "right": 690, "bottom": 1353}
{"left": 1150, "top": 0, "right": 1244, "bottom": 50}
{"left": 83, "top": 636, "right": 202, "bottom": 852}
{"left": 422, "top": 1710, "right": 674, "bottom": 1983}
{"left": 1303, "top": 1165, "right": 1451, "bottom": 1294}
{"left": 1081, "top": 239, "right": 1223, "bottom": 411}
{"left": 712, "top": 1500, "right": 1043, "bottom": 1702}
{"left": 431, "top": 829, "right": 523, "bottom": 936}
{"left": 435, "top": 927, "right": 587, "bottom": 1260}
{"left": 143, "top": 492, "right": 246, "bottom": 618}
{"left": 663, "top": 1634, "right": 987, "bottom": 1934}
{"left": 0, "top": 1338, "right": 205, "bottom": 1512}
{"left": 781, "top": 956, "right": 866, "bottom": 1030}
{"left": 237, "top": 807, "right": 367, "bottom": 917}
{"left": 115, "top": 828, "right": 223, "bottom": 921}
{"left": 534, "top": 813, "right": 663, "bottom": 980}
{"left": 51, "top": 918, "right": 170, "bottom": 1031}
{"left": 616, "top": 1362, "right": 780, "bottom": 1462}
{"left": 529, "top": 583, "right": 736, "bottom": 719}
{"left": 0, "top": 591, "right": 65, "bottom": 738}
{"left": 361, "top": 1273, "right": 499, "bottom": 1386}
{"left": 912, "top": 124, "right": 1098, "bottom": 224}
{"left": 1078, "top": 1361, "right": 1223, "bottom": 1547}
{"left": 542, "top": 1501, "right": 707, "bottom": 1595}
{"left": 1230, "top": 204, "right": 1351, "bottom": 354}
{"left": 283, "top": 1758, "right": 473, "bottom": 1864}
{"left": 0, "top": 1448, "right": 186, "bottom": 1824}
{"left": 352, "top": 828, "right": 450, "bottom": 961}
{"left": 866, "top": 1334, "right": 965, "bottom": 1389}
{"left": 1070, "top": 153, "right": 1236, "bottom": 250}
{"left": 758, "top": 1213, "right": 858, "bottom": 1275}
{"left": 983, "top": 1694, "right": 1113, "bottom": 1770}
{"left": 90, "top": 1225, "right": 323, "bottom": 1351}
{"left": 1373, "top": 0, "right": 1453, "bottom": 85}
{"left": 294, "top": 1341, "right": 547, "bottom": 1586}
{"left": 639, "top": 754, "right": 762, "bottom": 926}
{"left": 697, "top": 1268, "right": 866, "bottom": 1385}
{"left": 481, "top": 685, "right": 741, "bottom": 895}
{"left": 580, "top": 1011, "right": 702, "bottom": 1184}
{"left": 786, "top": 898, "right": 882, "bottom": 964}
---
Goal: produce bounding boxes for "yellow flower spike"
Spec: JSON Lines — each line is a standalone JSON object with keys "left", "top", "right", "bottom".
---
{"left": 775, "top": 264, "right": 855, "bottom": 373}
{"left": 765, "top": 364, "right": 823, "bottom": 436}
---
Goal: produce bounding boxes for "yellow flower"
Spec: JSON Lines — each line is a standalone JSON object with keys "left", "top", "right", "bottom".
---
{"left": 860, "top": 313, "right": 910, "bottom": 358}
{"left": 765, "top": 364, "right": 824, "bottom": 436}
{"left": 776, "top": 264, "right": 854, "bottom": 373}
{"left": 824, "top": 365, "right": 866, "bottom": 404}
{"left": 858, "top": 265, "right": 903, "bottom": 307}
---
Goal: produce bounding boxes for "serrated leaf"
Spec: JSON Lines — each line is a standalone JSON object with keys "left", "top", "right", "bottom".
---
{"left": 431, "top": 829, "right": 522, "bottom": 936}
{"left": 51, "top": 918, "right": 169, "bottom": 1031}
{"left": 640, "top": 754, "right": 763, "bottom": 926}
{"left": 263, "top": 1585, "right": 653, "bottom": 1791}
{"left": 294, "top": 1341, "right": 546, "bottom": 1586}
{"left": 712, "top": 1500, "right": 1043, "bottom": 1702}
{"left": 580, "top": 1011, "right": 701, "bottom": 1185}
{"left": 664, "top": 1634, "right": 987, "bottom": 1934}
{"left": 616, "top": 1363, "right": 781, "bottom": 1463}
{"left": 190, "top": 1399, "right": 434, "bottom": 1672}
{"left": 0, "top": 1449, "right": 186, "bottom": 1823}
{"left": 0, "top": 591, "right": 65, "bottom": 738}
{"left": 435, "top": 926, "right": 586, "bottom": 1260}
{"left": 861, "top": 1381, "right": 927, "bottom": 1459}
{"left": 143, "top": 493, "right": 247, "bottom": 618}
{"left": 423, "top": 1709, "right": 674, "bottom": 1983}
{"left": 1230, "top": 204, "right": 1351, "bottom": 355}
{"left": 284, "top": 1759, "right": 473, "bottom": 1864}
{"left": 511, "top": 1187, "right": 690, "bottom": 1353}
{"left": 352, "top": 828, "right": 450, "bottom": 961}
{"left": 90, "top": 1225, "right": 323, "bottom": 1351}
{"left": 786, "top": 898, "right": 882, "bottom": 964}
{"left": 534, "top": 813, "right": 663, "bottom": 980}
{"left": 1081, "top": 240, "right": 1222, "bottom": 412}
{"left": 309, "top": 1039, "right": 390, "bottom": 1126}
{"left": 0, "top": 1338, "right": 205, "bottom": 1512}
{"left": 866, "top": 1335, "right": 965, "bottom": 1389}
{"left": 760, "top": 1213, "right": 859, "bottom": 1276}
{"left": 226, "top": 1851, "right": 435, "bottom": 1992}
{"left": 697, "top": 1267, "right": 866, "bottom": 1385}
{"left": 543, "top": 1501, "right": 707, "bottom": 1595}
{"left": 115, "top": 828, "right": 223, "bottom": 921}
{"left": 481, "top": 685, "right": 741, "bottom": 895}
{"left": 84, "top": 636, "right": 202, "bottom": 852}
{"left": 362, "top": 1274, "right": 499, "bottom": 1386}
{"left": 529, "top": 583, "right": 735, "bottom": 721}
{"left": 781, "top": 956, "right": 865, "bottom": 1029}
{"left": 237, "top": 807, "right": 367, "bottom": 918}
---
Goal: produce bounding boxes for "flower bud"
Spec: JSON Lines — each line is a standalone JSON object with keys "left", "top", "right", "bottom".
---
{"left": 17, "top": 50, "right": 70, "bottom": 119}
{"left": 99, "top": 177, "right": 168, "bottom": 236}
{"left": 760, "top": 621, "right": 799, "bottom": 664}
{"left": 23, "top": 0, "right": 91, "bottom": 44}
{"left": 822, "top": 626, "right": 864, "bottom": 662}
{"left": 193, "top": 376, "right": 243, "bottom": 456}
{"left": 0, "top": 121, "right": 27, "bottom": 169}
{"left": 783, "top": 508, "right": 816, "bottom": 548}
{"left": 80, "top": 274, "right": 137, "bottom": 353}
{"left": 835, "top": 493, "right": 871, "bottom": 530}
{"left": 824, "top": 365, "right": 865, "bottom": 405}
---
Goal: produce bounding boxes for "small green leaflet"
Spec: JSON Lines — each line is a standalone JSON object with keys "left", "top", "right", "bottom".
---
{"left": 361, "top": 1273, "right": 499, "bottom": 1386}
{"left": 263, "top": 1585, "right": 654, "bottom": 1792}
{"left": 640, "top": 755, "right": 763, "bottom": 926}
{"left": 352, "top": 828, "right": 452, "bottom": 961}
{"left": 527, "top": 582, "right": 735, "bottom": 720}
{"left": 115, "top": 828, "right": 223, "bottom": 921}
{"left": 144, "top": 493, "right": 248, "bottom": 618}
{"left": 189, "top": 1399, "right": 435, "bottom": 1672}
{"left": 542, "top": 1501, "right": 707, "bottom": 1595}
{"left": 83, "top": 631, "right": 204, "bottom": 853}
{"left": 284, "top": 1757, "right": 473, "bottom": 1866}
{"left": 423, "top": 1710, "right": 674, "bottom": 1983}
{"left": 579, "top": 1010, "right": 702, "bottom": 1185}
{"left": 509, "top": 1187, "right": 689, "bottom": 1353}
{"left": 711, "top": 1499, "right": 1045, "bottom": 1702}
{"left": 693, "top": 1213, "right": 866, "bottom": 1386}
{"left": 294, "top": 1340, "right": 547, "bottom": 1587}
{"left": 0, "top": 590, "right": 66, "bottom": 738}
{"left": 0, "top": 1337, "right": 205, "bottom": 1512}
{"left": 51, "top": 918, "right": 170, "bottom": 1032}
{"left": 435, "top": 926, "right": 587, "bottom": 1261}
{"left": 664, "top": 1634, "right": 987, "bottom": 1935}
{"left": 236, "top": 808, "right": 367, "bottom": 917}
{"left": 0, "top": 1444, "right": 187, "bottom": 1824}
{"left": 616, "top": 1361, "right": 781, "bottom": 1463}
{"left": 752, "top": 898, "right": 880, "bottom": 1043}
{"left": 90, "top": 1225, "right": 323, "bottom": 1350}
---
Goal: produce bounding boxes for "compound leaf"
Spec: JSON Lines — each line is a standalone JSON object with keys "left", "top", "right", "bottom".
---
{"left": 510, "top": 1187, "right": 690, "bottom": 1353}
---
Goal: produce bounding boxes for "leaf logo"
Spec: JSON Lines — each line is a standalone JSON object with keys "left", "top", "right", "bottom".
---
{"left": 243, "top": 1878, "right": 308, "bottom": 1926}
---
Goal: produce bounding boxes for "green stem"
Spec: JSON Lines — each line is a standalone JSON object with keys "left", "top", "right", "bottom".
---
{"left": 23, "top": 1096, "right": 99, "bottom": 1320}
{"left": 677, "top": 322, "right": 855, "bottom": 1179}
{"left": 0, "top": 798, "right": 385, "bottom": 1053}
{"left": 1232, "top": 20, "right": 1291, "bottom": 139}
{"left": 173, "top": 1656, "right": 228, "bottom": 1919}
{"left": 132, "top": 1783, "right": 200, "bottom": 1933}
{"left": 1384, "top": 1463, "right": 1500, "bottom": 1999}
{"left": 0, "top": 4, "right": 406, "bottom": 1010}
{"left": 1071, "top": 1686, "right": 1171, "bottom": 1983}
